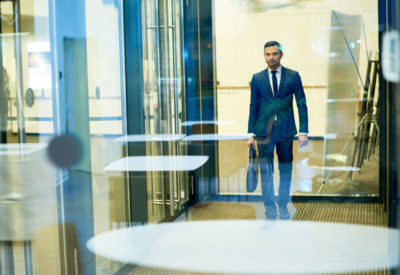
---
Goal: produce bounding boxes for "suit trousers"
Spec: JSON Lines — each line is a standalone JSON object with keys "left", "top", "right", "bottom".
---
{"left": 256, "top": 136, "right": 293, "bottom": 207}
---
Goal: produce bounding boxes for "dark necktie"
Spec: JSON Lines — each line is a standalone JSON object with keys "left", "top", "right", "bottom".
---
{"left": 271, "top": 70, "right": 278, "bottom": 96}
{"left": 271, "top": 70, "right": 278, "bottom": 124}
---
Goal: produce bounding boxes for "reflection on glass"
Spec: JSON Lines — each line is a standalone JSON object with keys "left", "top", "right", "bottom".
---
{"left": 142, "top": 0, "right": 188, "bottom": 223}
{"left": 0, "top": 0, "right": 395, "bottom": 274}
{"left": 0, "top": 1, "right": 57, "bottom": 274}
{"left": 320, "top": 10, "right": 379, "bottom": 196}
{"left": 322, "top": 11, "right": 363, "bottom": 188}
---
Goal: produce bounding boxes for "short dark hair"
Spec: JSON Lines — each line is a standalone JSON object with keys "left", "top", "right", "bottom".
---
{"left": 264, "top": 41, "right": 282, "bottom": 52}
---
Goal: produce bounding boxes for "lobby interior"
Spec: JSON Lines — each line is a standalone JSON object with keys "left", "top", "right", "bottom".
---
{"left": 0, "top": 0, "right": 399, "bottom": 274}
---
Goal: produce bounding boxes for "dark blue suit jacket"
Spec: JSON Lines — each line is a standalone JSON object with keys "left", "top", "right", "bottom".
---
{"left": 248, "top": 66, "right": 308, "bottom": 139}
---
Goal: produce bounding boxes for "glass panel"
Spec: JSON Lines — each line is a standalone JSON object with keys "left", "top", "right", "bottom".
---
{"left": 321, "top": 11, "right": 379, "bottom": 195}
{"left": 84, "top": 0, "right": 127, "bottom": 273}
{"left": 0, "top": 0, "right": 128, "bottom": 274}
{"left": 174, "top": 0, "right": 189, "bottom": 206}
{"left": 3, "top": 0, "right": 399, "bottom": 274}
{"left": 141, "top": 0, "right": 187, "bottom": 223}
{"left": 0, "top": 1, "right": 59, "bottom": 274}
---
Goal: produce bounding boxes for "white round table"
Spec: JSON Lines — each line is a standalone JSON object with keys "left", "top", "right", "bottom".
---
{"left": 182, "top": 133, "right": 253, "bottom": 141}
{"left": 113, "top": 134, "right": 186, "bottom": 143}
{"left": 104, "top": 156, "right": 209, "bottom": 172}
{"left": 87, "top": 220, "right": 399, "bottom": 274}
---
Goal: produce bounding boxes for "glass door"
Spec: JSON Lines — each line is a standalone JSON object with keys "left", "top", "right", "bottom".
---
{"left": 0, "top": 0, "right": 129, "bottom": 273}
{"left": 141, "top": 0, "right": 188, "bottom": 223}
{"left": 0, "top": 0, "right": 59, "bottom": 274}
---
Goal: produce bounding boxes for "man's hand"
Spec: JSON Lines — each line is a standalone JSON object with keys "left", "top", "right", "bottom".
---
{"left": 298, "top": 134, "right": 308, "bottom": 148}
{"left": 247, "top": 136, "right": 255, "bottom": 148}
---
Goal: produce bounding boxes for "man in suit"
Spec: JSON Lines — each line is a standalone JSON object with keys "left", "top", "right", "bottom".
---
{"left": 247, "top": 41, "right": 309, "bottom": 220}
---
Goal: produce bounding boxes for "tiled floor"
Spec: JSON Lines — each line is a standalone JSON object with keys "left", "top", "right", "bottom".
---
{"left": 180, "top": 201, "right": 386, "bottom": 226}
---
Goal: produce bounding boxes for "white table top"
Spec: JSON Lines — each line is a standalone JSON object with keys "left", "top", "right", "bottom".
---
{"left": 182, "top": 133, "right": 253, "bottom": 141}
{"left": 104, "top": 156, "right": 208, "bottom": 172}
{"left": 113, "top": 134, "right": 186, "bottom": 143}
{"left": 87, "top": 220, "right": 399, "bottom": 274}
{"left": 181, "top": 120, "right": 235, "bottom": 126}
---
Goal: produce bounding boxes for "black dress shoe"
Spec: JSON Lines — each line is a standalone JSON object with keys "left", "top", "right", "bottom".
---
{"left": 279, "top": 205, "right": 290, "bottom": 220}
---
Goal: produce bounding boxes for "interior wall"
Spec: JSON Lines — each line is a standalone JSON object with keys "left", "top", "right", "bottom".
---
{"left": 215, "top": 0, "right": 378, "bottom": 137}
{"left": 215, "top": 0, "right": 379, "bottom": 192}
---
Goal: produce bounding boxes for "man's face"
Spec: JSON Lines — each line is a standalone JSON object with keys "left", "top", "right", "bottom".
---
{"left": 264, "top": 45, "right": 283, "bottom": 70}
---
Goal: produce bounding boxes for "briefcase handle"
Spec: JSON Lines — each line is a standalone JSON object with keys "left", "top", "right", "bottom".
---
{"left": 249, "top": 140, "right": 258, "bottom": 158}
